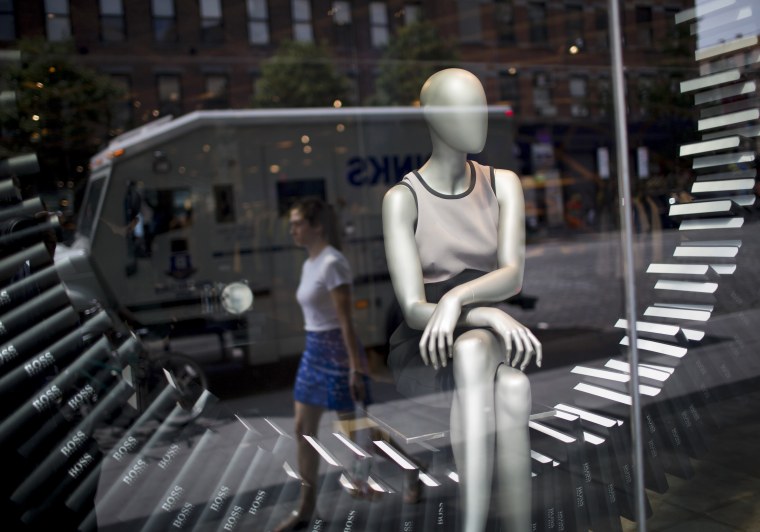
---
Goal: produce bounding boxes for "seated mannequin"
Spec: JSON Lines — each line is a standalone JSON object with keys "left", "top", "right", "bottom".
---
{"left": 382, "top": 68, "right": 542, "bottom": 531}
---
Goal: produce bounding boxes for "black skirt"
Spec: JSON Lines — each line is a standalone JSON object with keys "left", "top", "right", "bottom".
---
{"left": 388, "top": 269, "right": 506, "bottom": 409}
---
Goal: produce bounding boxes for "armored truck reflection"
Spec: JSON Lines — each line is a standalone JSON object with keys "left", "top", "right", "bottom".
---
{"left": 58, "top": 107, "right": 515, "bottom": 366}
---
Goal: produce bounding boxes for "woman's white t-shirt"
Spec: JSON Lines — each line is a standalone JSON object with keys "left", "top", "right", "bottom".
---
{"left": 296, "top": 246, "right": 352, "bottom": 331}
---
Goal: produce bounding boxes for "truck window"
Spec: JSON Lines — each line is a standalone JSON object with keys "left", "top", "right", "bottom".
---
{"left": 213, "top": 184, "right": 235, "bottom": 223}
{"left": 77, "top": 174, "right": 107, "bottom": 240}
{"left": 142, "top": 187, "right": 193, "bottom": 237}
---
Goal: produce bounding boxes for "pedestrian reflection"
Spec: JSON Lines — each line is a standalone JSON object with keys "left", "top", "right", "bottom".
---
{"left": 274, "top": 198, "right": 372, "bottom": 531}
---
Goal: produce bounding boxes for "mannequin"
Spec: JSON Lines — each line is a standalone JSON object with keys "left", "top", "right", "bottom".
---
{"left": 382, "top": 68, "right": 542, "bottom": 531}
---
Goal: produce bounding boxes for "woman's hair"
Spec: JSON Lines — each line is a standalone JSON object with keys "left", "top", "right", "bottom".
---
{"left": 291, "top": 198, "right": 342, "bottom": 250}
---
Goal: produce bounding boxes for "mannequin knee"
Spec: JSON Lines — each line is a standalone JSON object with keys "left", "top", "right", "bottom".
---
{"left": 495, "top": 367, "right": 531, "bottom": 417}
{"left": 452, "top": 329, "right": 498, "bottom": 387}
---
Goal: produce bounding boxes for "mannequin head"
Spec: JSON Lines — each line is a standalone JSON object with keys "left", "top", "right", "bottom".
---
{"left": 420, "top": 68, "right": 488, "bottom": 154}
{"left": 289, "top": 198, "right": 342, "bottom": 250}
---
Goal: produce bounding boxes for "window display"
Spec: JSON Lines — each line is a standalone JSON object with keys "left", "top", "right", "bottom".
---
{"left": 382, "top": 68, "right": 540, "bottom": 530}
{"left": 0, "top": 1, "right": 757, "bottom": 531}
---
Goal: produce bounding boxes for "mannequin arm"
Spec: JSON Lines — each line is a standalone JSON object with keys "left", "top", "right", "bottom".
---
{"left": 382, "top": 184, "right": 438, "bottom": 330}
{"left": 382, "top": 175, "right": 539, "bottom": 370}
{"left": 420, "top": 169, "right": 535, "bottom": 366}
{"left": 441, "top": 169, "right": 526, "bottom": 305}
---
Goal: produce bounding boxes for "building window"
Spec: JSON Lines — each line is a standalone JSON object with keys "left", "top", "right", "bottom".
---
{"left": 203, "top": 75, "right": 229, "bottom": 109}
{"left": 403, "top": 3, "right": 421, "bottom": 25}
{"left": 99, "top": 0, "right": 125, "bottom": 42}
{"left": 636, "top": 5, "right": 653, "bottom": 48}
{"left": 596, "top": 76, "right": 611, "bottom": 117}
{"left": 292, "top": 0, "right": 314, "bottom": 43}
{"left": 527, "top": 2, "right": 548, "bottom": 44}
{"left": 44, "top": 0, "right": 71, "bottom": 42}
{"left": 0, "top": 0, "right": 16, "bottom": 41}
{"left": 109, "top": 74, "right": 133, "bottom": 135}
{"left": 458, "top": 0, "right": 483, "bottom": 44}
{"left": 151, "top": 0, "right": 177, "bottom": 43}
{"left": 569, "top": 76, "right": 589, "bottom": 117}
{"left": 637, "top": 75, "right": 654, "bottom": 117}
{"left": 369, "top": 2, "right": 389, "bottom": 48}
{"left": 533, "top": 72, "right": 556, "bottom": 116}
{"left": 594, "top": 7, "right": 608, "bottom": 49}
{"left": 665, "top": 7, "right": 689, "bottom": 51}
{"left": 251, "top": 73, "right": 261, "bottom": 101}
{"left": 330, "top": 1, "right": 352, "bottom": 47}
{"left": 495, "top": 0, "right": 515, "bottom": 45}
{"left": 246, "top": 0, "right": 269, "bottom": 45}
{"left": 157, "top": 74, "right": 182, "bottom": 116}
{"left": 498, "top": 70, "right": 519, "bottom": 112}
{"left": 566, "top": 4, "right": 583, "bottom": 47}
{"left": 200, "top": 0, "right": 223, "bottom": 43}
{"left": 331, "top": 1, "right": 351, "bottom": 25}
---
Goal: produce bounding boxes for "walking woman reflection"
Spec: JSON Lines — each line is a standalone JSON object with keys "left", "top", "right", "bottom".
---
{"left": 275, "top": 199, "right": 371, "bottom": 531}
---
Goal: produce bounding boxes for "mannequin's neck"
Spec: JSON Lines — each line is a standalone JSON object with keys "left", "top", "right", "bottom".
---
{"left": 419, "top": 141, "right": 470, "bottom": 195}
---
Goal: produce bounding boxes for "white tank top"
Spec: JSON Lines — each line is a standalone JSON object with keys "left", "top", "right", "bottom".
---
{"left": 400, "top": 160, "right": 500, "bottom": 283}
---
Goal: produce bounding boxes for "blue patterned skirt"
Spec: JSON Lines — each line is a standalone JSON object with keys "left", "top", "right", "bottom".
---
{"left": 294, "top": 329, "right": 371, "bottom": 411}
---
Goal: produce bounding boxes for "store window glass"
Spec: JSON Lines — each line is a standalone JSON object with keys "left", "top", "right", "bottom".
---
{"left": 369, "top": 1, "right": 389, "bottom": 48}
{"left": 1, "top": 2, "right": 759, "bottom": 532}
{"left": 99, "top": 0, "right": 125, "bottom": 42}
{"left": 0, "top": 0, "right": 15, "bottom": 41}
{"left": 246, "top": 0, "right": 269, "bottom": 45}
{"left": 44, "top": 0, "right": 71, "bottom": 42}
{"left": 291, "top": 0, "right": 313, "bottom": 43}
{"left": 200, "top": 0, "right": 223, "bottom": 44}
{"left": 151, "top": 0, "right": 177, "bottom": 43}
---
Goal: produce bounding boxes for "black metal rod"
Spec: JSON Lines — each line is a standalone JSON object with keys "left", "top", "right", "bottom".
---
{"left": 0, "top": 242, "right": 52, "bottom": 285}
{"left": 0, "top": 306, "right": 79, "bottom": 377}
{"left": 0, "top": 310, "right": 113, "bottom": 405}
{"left": 0, "top": 284, "right": 70, "bottom": 343}
{"left": 0, "top": 265, "right": 59, "bottom": 314}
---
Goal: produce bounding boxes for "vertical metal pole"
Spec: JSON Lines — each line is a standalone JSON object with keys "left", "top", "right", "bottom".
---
{"left": 607, "top": 1, "right": 647, "bottom": 530}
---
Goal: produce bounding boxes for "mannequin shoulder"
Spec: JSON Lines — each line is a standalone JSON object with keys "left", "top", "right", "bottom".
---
{"left": 491, "top": 168, "right": 522, "bottom": 197}
{"left": 382, "top": 181, "right": 418, "bottom": 221}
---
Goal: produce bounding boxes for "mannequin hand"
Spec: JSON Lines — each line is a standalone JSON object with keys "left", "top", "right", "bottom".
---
{"left": 349, "top": 371, "right": 366, "bottom": 404}
{"left": 419, "top": 294, "right": 462, "bottom": 370}
{"left": 479, "top": 308, "right": 542, "bottom": 370}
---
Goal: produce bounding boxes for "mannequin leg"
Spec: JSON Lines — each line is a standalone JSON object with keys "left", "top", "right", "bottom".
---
{"left": 450, "top": 329, "right": 502, "bottom": 532}
{"left": 494, "top": 365, "right": 532, "bottom": 531}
